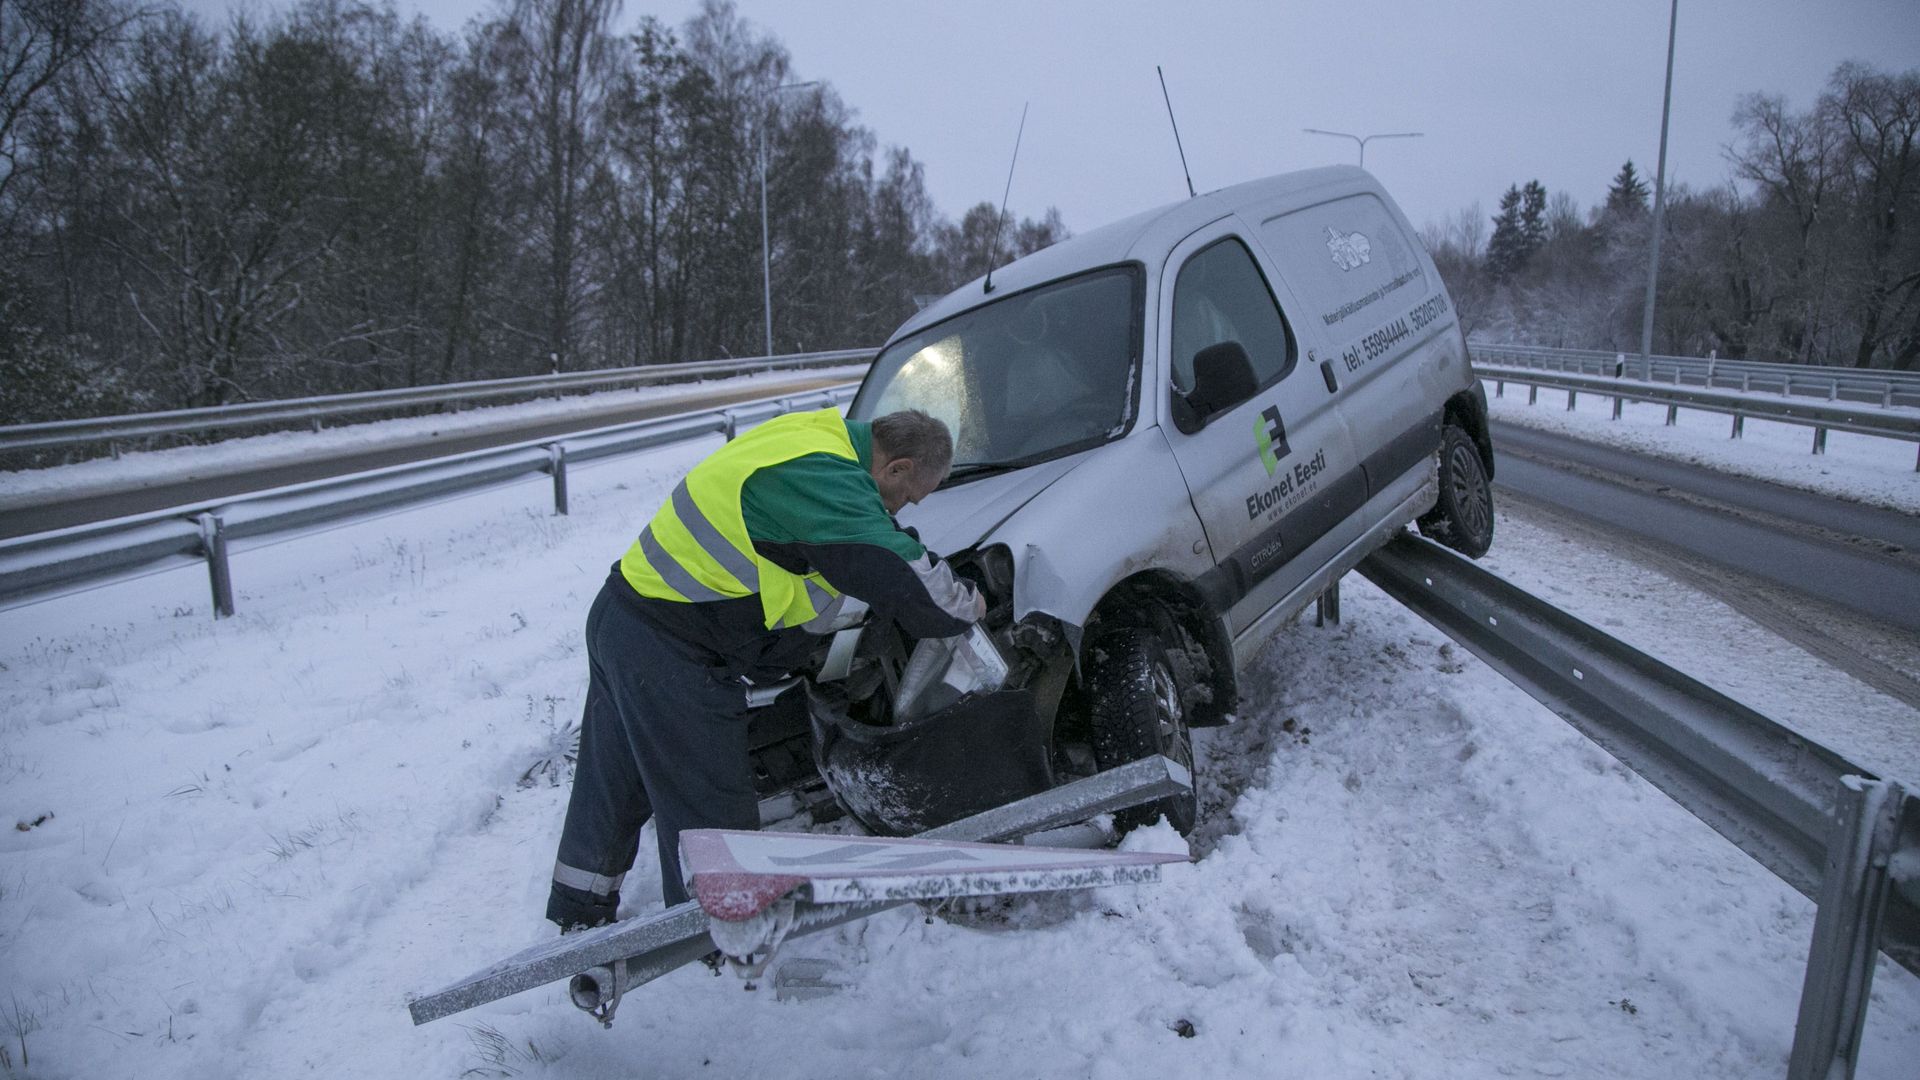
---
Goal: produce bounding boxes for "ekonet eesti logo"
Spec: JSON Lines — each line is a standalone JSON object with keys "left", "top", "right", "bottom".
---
{"left": 1256, "top": 406, "right": 1289, "bottom": 475}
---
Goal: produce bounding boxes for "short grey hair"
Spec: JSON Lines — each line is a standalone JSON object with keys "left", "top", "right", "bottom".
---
{"left": 870, "top": 409, "right": 953, "bottom": 475}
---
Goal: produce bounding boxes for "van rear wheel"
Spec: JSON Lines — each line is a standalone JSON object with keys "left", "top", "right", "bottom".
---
{"left": 1418, "top": 425, "right": 1494, "bottom": 558}
{"left": 1087, "top": 627, "right": 1197, "bottom": 834}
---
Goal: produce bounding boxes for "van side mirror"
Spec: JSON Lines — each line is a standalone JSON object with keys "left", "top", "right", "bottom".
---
{"left": 1175, "top": 341, "right": 1257, "bottom": 432}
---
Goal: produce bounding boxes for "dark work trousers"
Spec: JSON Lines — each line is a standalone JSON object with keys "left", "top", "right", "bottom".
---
{"left": 546, "top": 578, "right": 758, "bottom": 928}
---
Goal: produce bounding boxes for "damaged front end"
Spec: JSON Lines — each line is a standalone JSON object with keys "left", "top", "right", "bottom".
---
{"left": 804, "top": 546, "right": 1080, "bottom": 835}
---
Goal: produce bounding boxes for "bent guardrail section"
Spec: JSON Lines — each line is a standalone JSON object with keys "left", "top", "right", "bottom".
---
{"left": 406, "top": 755, "right": 1193, "bottom": 1025}
{"left": 1360, "top": 533, "right": 1917, "bottom": 1080}
{"left": 0, "top": 385, "right": 857, "bottom": 615}
{"left": 1473, "top": 362, "right": 1920, "bottom": 470}
{"left": 0, "top": 348, "right": 871, "bottom": 455}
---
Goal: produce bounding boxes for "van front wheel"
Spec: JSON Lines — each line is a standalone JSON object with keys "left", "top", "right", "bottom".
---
{"left": 1087, "top": 627, "right": 1197, "bottom": 834}
{"left": 1418, "top": 425, "right": 1494, "bottom": 558}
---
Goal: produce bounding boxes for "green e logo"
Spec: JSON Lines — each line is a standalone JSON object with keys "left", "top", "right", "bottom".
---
{"left": 1255, "top": 406, "right": 1289, "bottom": 475}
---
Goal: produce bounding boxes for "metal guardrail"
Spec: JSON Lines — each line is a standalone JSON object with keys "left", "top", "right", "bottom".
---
{"left": 1360, "top": 534, "right": 1917, "bottom": 1080}
{"left": 1471, "top": 343, "right": 1920, "bottom": 409}
{"left": 408, "top": 755, "right": 1193, "bottom": 1025}
{"left": 1474, "top": 361, "right": 1920, "bottom": 471}
{"left": 0, "top": 384, "right": 857, "bottom": 615}
{"left": 0, "top": 348, "right": 871, "bottom": 455}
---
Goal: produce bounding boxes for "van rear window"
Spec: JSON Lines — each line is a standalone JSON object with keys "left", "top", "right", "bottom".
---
{"left": 1255, "top": 194, "right": 1427, "bottom": 340}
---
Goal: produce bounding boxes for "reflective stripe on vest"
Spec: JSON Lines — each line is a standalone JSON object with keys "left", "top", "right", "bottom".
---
{"left": 620, "top": 408, "right": 854, "bottom": 630}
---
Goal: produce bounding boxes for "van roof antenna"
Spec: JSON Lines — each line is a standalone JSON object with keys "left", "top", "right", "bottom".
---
{"left": 983, "top": 101, "right": 1028, "bottom": 295}
{"left": 1157, "top": 66, "right": 1195, "bottom": 198}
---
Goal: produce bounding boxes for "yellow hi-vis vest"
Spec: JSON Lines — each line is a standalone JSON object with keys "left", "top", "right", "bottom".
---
{"left": 619, "top": 408, "right": 851, "bottom": 631}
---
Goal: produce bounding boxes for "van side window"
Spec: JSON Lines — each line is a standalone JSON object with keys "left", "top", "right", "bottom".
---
{"left": 1170, "top": 237, "right": 1297, "bottom": 417}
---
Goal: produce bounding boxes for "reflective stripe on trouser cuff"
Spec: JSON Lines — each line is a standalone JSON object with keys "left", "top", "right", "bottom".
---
{"left": 553, "top": 860, "right": 626, "bottom": 897}
{"left": 670, "top": 481, "right": 760, "bottom": 590}
{"left": 637, "top": 525, "right": 730, "bottom": 602}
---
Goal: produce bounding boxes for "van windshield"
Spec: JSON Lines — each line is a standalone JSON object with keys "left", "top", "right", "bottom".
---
{"left": 850, "top": 266, "right": 1141, "bottom": 474}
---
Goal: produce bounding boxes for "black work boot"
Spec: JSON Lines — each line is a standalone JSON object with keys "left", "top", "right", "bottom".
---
{"left": 547, "top": 882, "right": 618, "bottom": 934}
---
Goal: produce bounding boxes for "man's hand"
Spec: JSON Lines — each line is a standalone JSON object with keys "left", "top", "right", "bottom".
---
{"left": 962, "top": 582, "right": 988, "bottom": 623}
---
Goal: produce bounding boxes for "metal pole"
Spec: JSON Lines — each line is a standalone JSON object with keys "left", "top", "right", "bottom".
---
{"left": 758, "top": 81, "right": 819, "bottom": 360}
{"left": 1787, "top": 778, "right": 1906, "bottom": 1080}
{"left": 759, "top": 121, "right": 772, "bottom": 358}
{"left": 197, "top": 512, "right": 234, "bottom": 618}
{"left": 1638, "top": 0, "right": 1679, "bottom": 368}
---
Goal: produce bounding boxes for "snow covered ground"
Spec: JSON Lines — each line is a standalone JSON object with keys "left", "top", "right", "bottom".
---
{"left": 1485, "top": 377, "right": 1920, "bottom": 514}
{"left": 2, "top": 386, "right": 1918, "bottom": 1078}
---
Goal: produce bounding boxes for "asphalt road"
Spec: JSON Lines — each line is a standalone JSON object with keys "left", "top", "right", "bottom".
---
{"left": 1489, "top": 419, "right": 1920, "bottom": 634}
{"left": 0, "top": 374, "right": 854, "bottom": 539}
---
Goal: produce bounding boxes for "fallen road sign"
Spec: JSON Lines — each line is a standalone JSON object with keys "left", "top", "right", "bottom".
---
{"left": 405, "top": 755, "right": 1191, "bottom": 1027}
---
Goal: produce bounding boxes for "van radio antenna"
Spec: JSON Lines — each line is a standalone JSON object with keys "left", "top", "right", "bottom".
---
{"left": 1157, "top": 66, "right": 1195, "bottom": 198}
{"left": 984, "top": 101, "right": 1029, "bottom": 295}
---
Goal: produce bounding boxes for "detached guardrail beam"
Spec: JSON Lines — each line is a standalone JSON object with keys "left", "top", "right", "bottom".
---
{"left": 407, "top": 755, "right": 1193, "bottom": 1025}
{"left": 1359, "top": 533, "right": 1919, "bottom": 1080}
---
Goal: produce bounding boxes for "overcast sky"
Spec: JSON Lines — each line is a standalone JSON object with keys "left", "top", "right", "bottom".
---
{"left": 188, "top": 0, "right": 1919, "bottom": 238}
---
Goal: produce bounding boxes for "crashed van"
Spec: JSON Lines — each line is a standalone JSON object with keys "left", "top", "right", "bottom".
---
{"left": 787, "top": 166, "right": 1494, "bottom": 836}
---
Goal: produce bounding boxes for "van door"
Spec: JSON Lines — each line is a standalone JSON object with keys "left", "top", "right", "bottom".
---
{"left": 1250, "top": 192, "right": 1449, "bottom": 499}
{"left": 1158, "top": 218, "right": 1367, "bottom": 634}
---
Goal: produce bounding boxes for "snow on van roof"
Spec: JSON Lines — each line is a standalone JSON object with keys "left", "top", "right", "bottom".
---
{"left": 886, "top": 165, "right": 1371, "bottom": 346}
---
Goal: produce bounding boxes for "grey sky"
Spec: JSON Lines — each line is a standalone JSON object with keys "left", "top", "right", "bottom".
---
{"left": 191, "top": 0, "right": 1919, "bottom": 238}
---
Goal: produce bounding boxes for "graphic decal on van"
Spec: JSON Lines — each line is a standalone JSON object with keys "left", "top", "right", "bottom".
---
{"left": 1324, "top": 227, "right": 1372, "bottom": 271}
{"left": 1255, "top": 405, "right": 1290, "bottom": 475}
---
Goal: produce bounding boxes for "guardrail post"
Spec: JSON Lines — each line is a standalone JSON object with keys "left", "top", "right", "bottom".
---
{"left": 1813, "top": 428, "right": 1828, "bottom": 455}
{"left": 1494, "top": 379, "right": 1504, "bottom": 398}
{"left": 722, "top": 411, "right": 738, "bottom": 441}
{"left": 1315, "top": 579, "right": 1342, "bottom": 626}
{"left": 1611, "top": 394, "right": 1623, "bottom": 420}
{"left": 1566, "top": 389, "right": 1578, "bottom": 412}
{"left": 547, "top": 444, "right": 569, "bottom": 515}
{"left": 1787, "top": 778, "right": 1906, "bottom": 1080}
{"left": 1665, "top": 404, "right": 1678, "bottom": 426}
{"left": 196, "top": 512, "right": 235, "bottom": 618}
{"left": 1731, "top": 413, "right": 1745, "bottom": 439}
{"left": 1528, "top": 385, "right": 1538, "bottom": 406}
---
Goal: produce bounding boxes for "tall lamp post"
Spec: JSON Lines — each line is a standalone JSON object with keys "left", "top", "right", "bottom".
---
{"left": 760, "top": 80, "right": 819, "bottom": 358}
{"left": 1303, "top": 128, "right": 1423, "bottom": 169}
{"left": 1638, "top": 0, "right": 1679, "bottom": 370}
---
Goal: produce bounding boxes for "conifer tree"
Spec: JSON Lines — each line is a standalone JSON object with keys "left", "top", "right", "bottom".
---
{"left": 1605, "top": 160, "right": 1651, "bottom": 217}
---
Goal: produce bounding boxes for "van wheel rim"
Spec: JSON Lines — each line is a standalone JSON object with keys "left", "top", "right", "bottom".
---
{"left": 1149, "top": 661, "right": 1191, "bottom": 770}
{"left": 1449, "top": 444, "right": 1491, "bottom": 537}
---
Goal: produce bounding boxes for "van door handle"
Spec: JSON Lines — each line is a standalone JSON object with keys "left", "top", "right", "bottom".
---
{"left": 1319, "top": 359, "right": 1339, "bottom": 393}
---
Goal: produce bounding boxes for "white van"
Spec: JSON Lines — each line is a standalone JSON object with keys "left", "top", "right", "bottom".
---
{"left": 795, "top": 166, "right": 1494, "bottom": 835}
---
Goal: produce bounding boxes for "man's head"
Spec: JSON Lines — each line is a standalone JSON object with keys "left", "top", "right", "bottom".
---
{"left": 868, "top": 410, "right": 953, "bottom": 514}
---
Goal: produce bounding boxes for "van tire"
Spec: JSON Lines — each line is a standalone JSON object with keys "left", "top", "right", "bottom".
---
{"left": 1418, "top": 425, "right": 1494, "bottom": 558}
{"left": 1087, "top": 627, "right": 1197, "bottom": 834}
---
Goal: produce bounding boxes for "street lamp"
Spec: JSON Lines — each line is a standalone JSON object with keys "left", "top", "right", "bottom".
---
{"left": 760, "top": 80, "right": 820, "bottom": 358}
{"left": 1302, "top": 128, "right": 1423, "bottom": 169}
{"left": 1638, "top": 0, "right": 1679, "bottom": 370}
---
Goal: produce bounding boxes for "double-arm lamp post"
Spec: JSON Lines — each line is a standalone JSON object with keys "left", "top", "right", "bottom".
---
{"left": 1302, "top": 128, "right": 1423, "bottom": 169}
{"left": 759, "top": 80, "right": 820, "bottom": 358}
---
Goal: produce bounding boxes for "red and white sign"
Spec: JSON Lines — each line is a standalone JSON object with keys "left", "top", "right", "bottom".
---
{"left": 682, "top": 830, "right": 1187, "bottom": 922}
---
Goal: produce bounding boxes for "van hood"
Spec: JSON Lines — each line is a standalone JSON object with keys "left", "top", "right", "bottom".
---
{"left": 897, "top": 450, "right": 1095, "bottom": 556}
